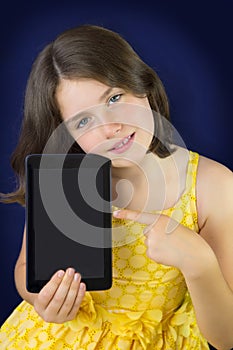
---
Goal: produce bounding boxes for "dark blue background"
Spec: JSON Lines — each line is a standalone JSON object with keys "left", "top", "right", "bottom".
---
{"left": 0, "top": 2, "right": 232, "bottom": 348}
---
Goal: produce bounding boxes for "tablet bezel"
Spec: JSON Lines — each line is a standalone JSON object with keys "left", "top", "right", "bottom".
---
{"left": 25, "top": 153, "right": 112, "bottom": 293}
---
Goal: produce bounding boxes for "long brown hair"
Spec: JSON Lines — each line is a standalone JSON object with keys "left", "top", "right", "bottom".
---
{"left": 1, "top": 24, "right": 173, "bottom": 206}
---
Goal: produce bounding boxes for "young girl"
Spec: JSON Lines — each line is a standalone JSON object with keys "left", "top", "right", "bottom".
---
{"left": 1, "top": 24, "right": 233, "bottom": 350}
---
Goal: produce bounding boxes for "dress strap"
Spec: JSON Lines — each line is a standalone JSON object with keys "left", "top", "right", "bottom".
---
{"left": 185, "top": 151, "right": 199, "bottom": 196}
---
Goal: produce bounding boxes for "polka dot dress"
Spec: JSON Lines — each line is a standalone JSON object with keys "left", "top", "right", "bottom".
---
{"left": 0, "top": 151, "right": 209, "bottom": 349}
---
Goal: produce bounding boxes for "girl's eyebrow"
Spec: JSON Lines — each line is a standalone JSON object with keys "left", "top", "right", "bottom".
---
{"left": 98, "top": 87, "right": 114, "bottom": 102}
{"left": 65, "top": 87, "right": 115, "bottom": 126}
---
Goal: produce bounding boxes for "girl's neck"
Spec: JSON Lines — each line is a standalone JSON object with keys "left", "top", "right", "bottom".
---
{"left": 111, "top": 152, "right": 164, "bottom": 209}
{"left": 111, "top": 147, "right": 190, "bottom": 211}
{"left": 111, "top": 152, "right": 159, "bottom": 183}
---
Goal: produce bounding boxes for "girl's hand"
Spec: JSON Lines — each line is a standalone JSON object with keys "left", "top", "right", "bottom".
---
{"left": 113, "top": 209, "right": 214, "bottom": 275}
{"left": 33, "top": 268, "right": 86, "bottom": 323}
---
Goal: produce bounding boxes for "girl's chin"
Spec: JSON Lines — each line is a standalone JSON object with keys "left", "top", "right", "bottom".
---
{"left": 110, "top": 153, "right": 147, "bottom": 168}
{"left": 111, "top": 158, "right": 135, "bottom": 168}
{"left": 85, "top": 148, "right": 148, "bottom": 168}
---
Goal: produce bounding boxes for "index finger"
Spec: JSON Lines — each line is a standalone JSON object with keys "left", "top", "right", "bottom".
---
{"left": 113, "top": 209, "right": 158, "bottom": 226}
{"left": 37, "top": 270, "right": 65, "bottom": 309}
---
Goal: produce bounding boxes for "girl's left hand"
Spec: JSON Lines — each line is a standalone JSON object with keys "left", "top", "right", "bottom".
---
{"left": 113, "top": 209, "right": 214, "bottom": 275}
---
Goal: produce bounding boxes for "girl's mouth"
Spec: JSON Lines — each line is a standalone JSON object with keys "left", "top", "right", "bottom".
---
{"left": 109, "top": 132, "right": 135, "bottom": 154}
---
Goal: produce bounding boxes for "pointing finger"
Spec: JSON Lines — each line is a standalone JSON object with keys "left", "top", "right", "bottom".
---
{"left": 113, "top": 209, "right": 158, "bottom": 226}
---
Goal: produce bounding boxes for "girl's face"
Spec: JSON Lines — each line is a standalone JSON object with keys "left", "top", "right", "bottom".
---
{"left": 56, "top": 78, "right": 154, "bottom": 168}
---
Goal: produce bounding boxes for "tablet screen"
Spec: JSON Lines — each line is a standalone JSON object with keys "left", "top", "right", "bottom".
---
{"left": 26, "top": 154, "right": 112, "bottom": 292}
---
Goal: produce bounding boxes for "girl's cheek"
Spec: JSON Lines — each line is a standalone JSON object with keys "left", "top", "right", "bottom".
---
{"left": 77, "top": 138, "right": 102, "bottom": 154}
{"left": 77, "top": 141, "right": 92, "bottom": 153}
{"left": 76, "top": 134, "right": 94, "bottom": 152}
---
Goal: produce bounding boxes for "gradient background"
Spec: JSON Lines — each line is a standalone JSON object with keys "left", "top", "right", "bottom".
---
{"left": 0, "top": 1, "right": 232, "bottom": 348}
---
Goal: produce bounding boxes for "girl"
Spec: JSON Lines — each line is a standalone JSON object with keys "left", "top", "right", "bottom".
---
{"left": 1, "top": 24, "right": 233, "bottom": 350}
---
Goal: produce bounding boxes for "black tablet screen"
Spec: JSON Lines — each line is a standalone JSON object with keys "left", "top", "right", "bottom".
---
{"left": 33, "top": 168, "right": 105, "bottom": 280}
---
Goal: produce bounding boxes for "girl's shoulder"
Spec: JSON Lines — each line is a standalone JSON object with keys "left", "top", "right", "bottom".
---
{"left": 196, "top": 152, "right": 233, "bottom": 229}
{"left": 197, "top": 153, "right": 233, "bottom": 187}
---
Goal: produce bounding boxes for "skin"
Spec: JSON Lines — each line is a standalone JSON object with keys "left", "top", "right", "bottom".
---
{"left": 15, "top": 79, "right": 233, "bottom": 349}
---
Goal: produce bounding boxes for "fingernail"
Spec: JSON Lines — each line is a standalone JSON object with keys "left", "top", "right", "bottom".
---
{"left": 57, "top": 270, "right": 65, "bottom": 278}
{"left": 80, "top": 283, "right": 85, "bottom": 290}
{"left": 74, "top": 273, "right": 80, "bottom": 281}
{"left": 68, "top": 268, "right": 75, "bottom": 276}
{"left": 113, "top": 210, "right": 121, "bottom": 217}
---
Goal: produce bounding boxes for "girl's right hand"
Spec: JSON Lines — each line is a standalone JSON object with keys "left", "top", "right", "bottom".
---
{"left": 33, "top": 268, "right": 86, "bottom": 323}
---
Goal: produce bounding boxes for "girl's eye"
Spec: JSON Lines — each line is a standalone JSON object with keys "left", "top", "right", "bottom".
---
{"left": 108, "top": 94, "right": 122, "bottom": 105}
{"left": 77, "top": 117, "right": 91, "bottom": 129}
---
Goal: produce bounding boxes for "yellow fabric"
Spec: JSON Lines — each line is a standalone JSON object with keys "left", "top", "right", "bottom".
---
{"left": 0, "top": 151, "right": 209, "bottom": 349}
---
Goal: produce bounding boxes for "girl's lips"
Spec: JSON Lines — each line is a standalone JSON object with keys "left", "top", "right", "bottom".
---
{"left": 109, "top": 132, "right": 135, "bottom": 154}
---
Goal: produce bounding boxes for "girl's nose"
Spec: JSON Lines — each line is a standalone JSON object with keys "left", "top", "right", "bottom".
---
{"left": 102, "top": 123, "right": 122, "bottom": 139}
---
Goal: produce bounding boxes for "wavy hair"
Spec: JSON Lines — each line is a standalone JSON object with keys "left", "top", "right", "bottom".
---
{"left": 1, "top": 24, "right": 174, "bottom": 205}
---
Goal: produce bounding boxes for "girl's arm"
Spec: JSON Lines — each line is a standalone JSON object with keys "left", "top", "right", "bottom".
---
{"left": 14, "top": 226, "right": 37, "bottom": 305}
{"left": 182, "top": 156, "right": 233, "bottom": 350}
{"left": 113, "top": 158, "right": 233, "bottom": 350}
{"left": 14, "top": 226, "right": 86, "bottom": 323}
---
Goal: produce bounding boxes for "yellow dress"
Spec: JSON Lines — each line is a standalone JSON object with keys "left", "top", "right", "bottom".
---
{"left": 0, "top": 151, "right": 209, "bottom": 349}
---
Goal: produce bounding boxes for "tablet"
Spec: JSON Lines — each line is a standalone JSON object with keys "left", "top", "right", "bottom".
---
{"left": 25, "top": 153, "right": 112, "bottom": 293}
